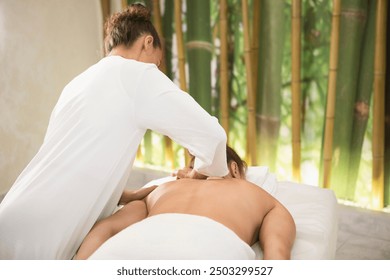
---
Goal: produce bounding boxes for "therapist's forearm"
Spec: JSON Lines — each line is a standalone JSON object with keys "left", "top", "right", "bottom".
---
{"left": 193, "top": 126, "right": 229, "bottom": 177}
{"left": 181, "top": 169, "right": 208, "bottom": 180}
{"left": 118, "top": 185, "right": 158, "bottom": 205}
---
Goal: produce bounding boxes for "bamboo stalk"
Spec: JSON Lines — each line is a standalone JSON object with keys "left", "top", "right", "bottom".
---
{"left": 242, "top": 0, "right": 257, "bottom": 165}
{"left": 347, "top": 0, "right": 376, "bottom": 199}
{"left": 255, "top": 0, "right": 284, "bottom": 170}
{"left": 247, "top": 0, "right": 260, "bottom": 163}
{"left": 385, "top": 0, "right": 390, "bottom": 207}
{"left": 186, "top": 0, "right": 213, "bottom": 113}
{"left": 291, "top": 0, "right": 301, "bottom": 182}
{"left": 152, "top": 0, "right": 174, "bottom": 169}
{"left": 174, "top": 0, "right": 187, "bottom": 92}
{"left": 152, "top": 1, "right": 167, "bottom": 74}
{"left": 121, "top": 0, "right": 127, "bottom": 10}
{"left": 162, "top": 0, "right": 174, "bottom": 80}
{"left": 251, "top": 0, "right": 260, "bottom": 99}
{"left": 322, "top": 0, "right": 341, "bottom": 189}
{"left": 220, "top": 0, "right": 229, "bottom": 135}
{"left": 330, "top": 0, "right": 369, "bottom": 199}
{"left": 174, "top": 0, "right": 190, "bottom": 164}
{"left": 372, "top": 0, "right": 387, "bottom": 210}
{"left": 101, "top": 0, "right": 110, "bottom": 18}
{"left": 101, "top": 0, "right": 110, "bottom": 49}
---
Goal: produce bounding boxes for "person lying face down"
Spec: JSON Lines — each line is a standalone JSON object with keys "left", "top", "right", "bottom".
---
{"left": 74, "top": 146, "right": 296, "bottom": 260}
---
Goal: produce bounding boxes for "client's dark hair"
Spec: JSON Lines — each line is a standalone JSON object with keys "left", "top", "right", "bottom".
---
{"left": 226, "top": 145, "right": 247, "bottom": 176}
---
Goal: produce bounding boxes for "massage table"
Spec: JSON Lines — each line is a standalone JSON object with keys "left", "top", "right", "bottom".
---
{"left": 96, "top": 166, "right": 338, "bottom": 260}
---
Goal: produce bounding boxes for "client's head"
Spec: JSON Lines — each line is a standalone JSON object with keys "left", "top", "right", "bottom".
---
{"left": 226, "top": 145, "right": 247, "bottom": 179}
{"left": 188, "top": 145, "right": 247, "bottom": 179}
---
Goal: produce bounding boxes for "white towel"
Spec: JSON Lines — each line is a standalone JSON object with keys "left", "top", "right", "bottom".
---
{"left": 89, "top": 213, "right": 255, "bottom": 260}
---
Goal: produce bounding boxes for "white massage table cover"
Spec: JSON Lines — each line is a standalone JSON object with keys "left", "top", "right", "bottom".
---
{"left": 105, "top": 166, "right": 339, "bottom": 260}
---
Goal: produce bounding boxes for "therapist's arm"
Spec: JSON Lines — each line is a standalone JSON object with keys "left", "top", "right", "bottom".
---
{"left": 176, "top": 168, "right": 208, "bottom": 179}
{"left": 133, "top": 66, "right": 229, "bottom": 177}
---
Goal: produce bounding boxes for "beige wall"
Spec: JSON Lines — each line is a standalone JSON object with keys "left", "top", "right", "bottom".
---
{"left": 0, "top": 0, "right": 103, "bottom": 194}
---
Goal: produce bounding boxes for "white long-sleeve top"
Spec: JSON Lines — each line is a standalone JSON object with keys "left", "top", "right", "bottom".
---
{"left": 0, "top": 56, "right": 228, "bottom": 259}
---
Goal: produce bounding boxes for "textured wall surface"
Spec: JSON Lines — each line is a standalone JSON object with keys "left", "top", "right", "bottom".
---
{"left": 0, "top": 0, "right": 103, "bottom": 194}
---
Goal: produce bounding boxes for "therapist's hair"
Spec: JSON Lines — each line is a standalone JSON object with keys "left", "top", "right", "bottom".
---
{"left": 104, "top": 3, "right": 162, "bottom": 54}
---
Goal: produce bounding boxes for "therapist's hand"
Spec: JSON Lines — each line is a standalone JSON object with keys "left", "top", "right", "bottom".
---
{"left": 175, "top": 168, "right": 207, "bottom": 180}
{"left": 118, "top": 185, "right": 158, "bottom": 205}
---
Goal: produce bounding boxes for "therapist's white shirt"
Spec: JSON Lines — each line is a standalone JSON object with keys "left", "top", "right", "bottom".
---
{"left": 0, "top": 56, "right": 228, "bottom": 259}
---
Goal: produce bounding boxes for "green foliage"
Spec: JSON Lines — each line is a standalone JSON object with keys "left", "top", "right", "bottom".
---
{"left": 133, "top": 0, "right": 381, "bottom": 209}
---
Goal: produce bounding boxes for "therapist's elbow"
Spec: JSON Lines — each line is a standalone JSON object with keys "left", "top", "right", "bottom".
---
{"left": 215, "top": 128, "right": 227, "bottom": 145}
{"left": 210, "top": 118, "right": 227, "bottom": 143}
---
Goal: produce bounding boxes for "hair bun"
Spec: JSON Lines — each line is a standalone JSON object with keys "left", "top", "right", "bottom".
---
{"left": 126, "top": 3, "right": 151, "bottom": 21}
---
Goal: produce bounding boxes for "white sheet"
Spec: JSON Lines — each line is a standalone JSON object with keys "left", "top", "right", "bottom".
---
{"left": 99, "top": 167, "right": 338, "bottom": 260}
{"left": 252, "top": 181, "right": 338, "bottom": 259}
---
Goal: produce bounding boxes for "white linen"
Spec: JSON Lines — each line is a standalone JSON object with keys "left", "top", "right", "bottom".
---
{"left": 245, "top": 166, "right": 278, "bottom": 195}
{"left": 0, "top": 56, "right": 228, "bottom": 260}
{"left": 142, "top": 175, "right": 176, "bottom": 188}
{"left": 246, "top": 168, "right": 338, "bottom": 259}
{"left": 246, "top": 167, "right": 338, "bottom": 259}
{"left": 122, "top": 167, "right": 338, "bottom": 260}
{"left": 89, "top": 213, "right": 255, "bottom": 260}
{"left": 273, "top": 181, "right": 338, "bottom": 259}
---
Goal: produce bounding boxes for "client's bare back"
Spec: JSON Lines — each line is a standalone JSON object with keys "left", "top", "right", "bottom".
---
{"left": 146, "top": 178, "right": 278, "bottom": 246}
{"left": 76, "top": 176, "right": 295, "bottom": 260}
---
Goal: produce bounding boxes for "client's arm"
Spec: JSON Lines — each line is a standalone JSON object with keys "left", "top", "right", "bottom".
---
{"left": 258, "top": 202, "right": 296, "bottom": 260}
{"left": 74, "top": 200, "right": 148, "bottom": 260}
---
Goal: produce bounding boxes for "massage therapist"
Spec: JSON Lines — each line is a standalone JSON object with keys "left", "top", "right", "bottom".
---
{"left": 0, "top": 3, "right": 228, "bottom": 259}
